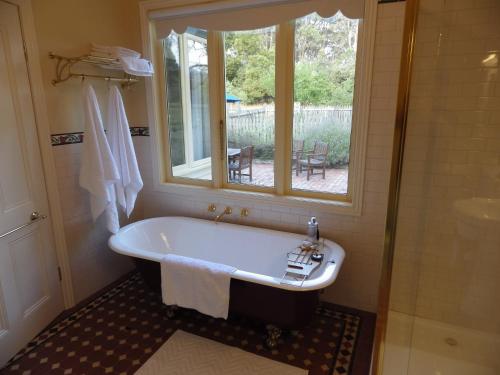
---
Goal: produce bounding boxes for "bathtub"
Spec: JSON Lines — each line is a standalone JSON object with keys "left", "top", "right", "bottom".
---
{"left": 108, "top": 216, "right": 345, "bottom": 328}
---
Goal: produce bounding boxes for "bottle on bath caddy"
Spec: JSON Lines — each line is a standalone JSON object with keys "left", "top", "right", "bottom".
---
{"left": 307, "top": 217, "right": 319, "bottom": 244}
{"left": 301, "top": 216, "right": 320, "bottom": 251}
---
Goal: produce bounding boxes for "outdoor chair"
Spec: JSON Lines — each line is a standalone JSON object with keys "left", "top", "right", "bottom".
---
{"left": 292, "top": 139, "right": 305, "bottom": 176}
{"left": 229, "top": 145, "right": 254, "bottom": 182}
{"left": 298, "top": 141, "right": 329, "bottom": 180}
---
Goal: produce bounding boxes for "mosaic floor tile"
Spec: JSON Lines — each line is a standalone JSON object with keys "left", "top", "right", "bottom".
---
{"left": 1, "top": 273, "right": 374, "bottom": 375}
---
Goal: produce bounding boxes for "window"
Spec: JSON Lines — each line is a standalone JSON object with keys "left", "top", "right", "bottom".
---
{"left": 224, "top": 27, "right": 276, "bottom": 188}
{"left": 164, "top": 28, "right": 212, "bottom": 180}
{"left": 145, "top": 0, "right": 374, "bottom": 212}
{"left": 291, "top": 13, "right": 359, "bottom": 196}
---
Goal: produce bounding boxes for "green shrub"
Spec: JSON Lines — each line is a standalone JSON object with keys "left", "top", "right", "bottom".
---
{"left": 302, "top": 123, "right": 351, "bottom": 167}
{"left": 228, "top": 121, "right": 350, "bottom": 167}
{"left": 253, "top": 144, "right": 275, "bottom": 160}
{"left": 228, "top": 138, "right": 274, "bottom": 161}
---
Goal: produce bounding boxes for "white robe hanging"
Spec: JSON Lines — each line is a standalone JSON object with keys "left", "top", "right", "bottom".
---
{"left": 107, "top": 85, "right": 143, "bottom": 218}
{"left": 79, "top": 83, "right": 121, "bottom": 233}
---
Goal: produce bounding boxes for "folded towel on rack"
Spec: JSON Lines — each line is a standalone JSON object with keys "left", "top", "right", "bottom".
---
{"left": 91, "top": 43, "right": 140, "bottom": 59}
{"left": 161, "top": 254, "right": 237, "bottom": 319}
{"left": 88, "top": 54, "right": 123, "bottom": 70}
{"left": 107, "top": 86, "right": 143, "bottom": 218}
{"left": 120, "top": 56, "right": 154, "bottom": 77}
{"left": 79, "top": 83, "right": 121, "bottom": 233}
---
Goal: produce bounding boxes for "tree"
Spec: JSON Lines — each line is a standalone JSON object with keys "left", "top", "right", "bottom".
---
{"left": 225, "top": 29, "right": 276, "bottom": 103}
{"left": 224, "top": 12, "right": 358, "bottom": 106}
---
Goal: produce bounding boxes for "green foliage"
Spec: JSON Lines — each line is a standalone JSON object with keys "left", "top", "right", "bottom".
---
{"left": 225, "top": 31, "right": 275, "bottom": 103}
{"left": 230, "top": 121, "right": 350, "bottom": 166}
{"left": 224, "top": 13, "right": 358, "bottom": 106}
{"left": 224, "top": 13, "right": 357, "bottom": 166}
{"left": 293, "top": 63, "right": 354, "bottom": 106}
{"left": 302, "top": 124, "right": 351, "bottom": 167}
{"left": 253, "top": 144, "right": 275, "bottom": 161}
{"left": 242, "top": 54, "right": 275, "bottom": 103}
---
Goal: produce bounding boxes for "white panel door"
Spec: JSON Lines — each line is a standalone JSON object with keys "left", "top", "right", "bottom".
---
{"left": 0, "top": 1, "right": 63, "bottom": 366}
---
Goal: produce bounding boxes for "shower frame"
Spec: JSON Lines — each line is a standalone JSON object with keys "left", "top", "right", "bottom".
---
{"left": 371, "top": 0, "right": 420, "bottom": 373}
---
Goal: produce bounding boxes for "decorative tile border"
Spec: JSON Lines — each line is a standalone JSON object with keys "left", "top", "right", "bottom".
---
{"left": 51, "top": 132, "right": 84, "bottom": 146}
{"left": 129, "top": 127, "right": 150, "bottom": 137}
{"left": 51, "top": 127, "right": 149, "bottom": 146}
{"left": 321, "top": 308, "right": 361, "bottom": 375}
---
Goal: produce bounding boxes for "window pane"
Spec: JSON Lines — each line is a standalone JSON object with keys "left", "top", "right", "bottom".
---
{"left": 291, "top": 13, "right": 359, "bottom": 195}
{"left": 188, "top": 37, "right": 211, "bottom": 162}
{"left": 224, "top": 27, "right": 276, "bottom": 188}
{"left": 164, "top": 33, "right": 185, "bottom": 167}
{"left": 163, "top": 28, "right": 212, "bottom": 180}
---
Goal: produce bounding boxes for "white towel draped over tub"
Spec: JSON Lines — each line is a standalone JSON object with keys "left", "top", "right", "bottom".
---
{"left": 107, "top": 86, "right": 143, "bottom": 218}
{"left": 79, "top": 83, "right": 120, "bottom": 233}
{"left": 161, "top": 254, "right": 237, "bottom": 319}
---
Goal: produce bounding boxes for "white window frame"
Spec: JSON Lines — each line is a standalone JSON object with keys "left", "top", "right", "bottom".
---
{"left": 139, "top": 0, "right": 377, "bottom": 215}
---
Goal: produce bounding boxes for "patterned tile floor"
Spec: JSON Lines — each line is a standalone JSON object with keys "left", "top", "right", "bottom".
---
{"left": 230, "top": 163, "right": 349, "bottom": 194}
{"left": 1, "top": 273, "right": 375, "bottom": 375}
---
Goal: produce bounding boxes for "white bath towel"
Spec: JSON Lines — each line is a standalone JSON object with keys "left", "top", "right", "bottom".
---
{"left": 120, "top": 56, "right": 154, "bottom": 77}
{"left": 161, "top": 254, "right": 237, "bottom": 319}
{"left": 91, "top": 43, "right": 140, "bottom": 59}
{"left": 79, "top": 83, "right": 121, "bottom": 233}
{"left": 107, "top": 86, "right": 143, "bottom": 217}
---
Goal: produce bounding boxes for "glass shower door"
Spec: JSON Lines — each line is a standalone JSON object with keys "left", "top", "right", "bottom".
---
{"left": 382, "top": 0, "right": 500, "bottom": 374}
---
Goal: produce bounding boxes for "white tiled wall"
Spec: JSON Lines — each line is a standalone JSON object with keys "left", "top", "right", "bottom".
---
{"left": 133, "top": 2, "right": 406, "bottom": 313}
{"left": 52, "top": 143, "right": 134, "bottom": 304}
{"left": 389, "top": 0, "right": 500, "bottom": 333}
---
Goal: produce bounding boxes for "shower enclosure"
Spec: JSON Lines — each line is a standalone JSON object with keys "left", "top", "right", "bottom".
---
{"left": 377, "top": 0, "right": 500, "bottom": 373}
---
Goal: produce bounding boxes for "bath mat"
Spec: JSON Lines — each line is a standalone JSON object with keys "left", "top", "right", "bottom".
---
{"left": 135, "top": 329, "right": 308, "bottom": 374}
{"left": 1, "top": 273, "right": 374, "bottom": 375}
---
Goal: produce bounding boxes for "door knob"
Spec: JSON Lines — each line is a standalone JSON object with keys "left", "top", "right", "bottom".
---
{"left": 30, "top": 211, "right": 40, "bottom": 221}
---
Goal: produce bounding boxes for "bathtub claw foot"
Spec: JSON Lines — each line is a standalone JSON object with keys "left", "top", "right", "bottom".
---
{"left": 265, "top": 324, "right": 282, "bottom": 349}
{"left": 165, "top": 305, "right": 177, "bottom": 319}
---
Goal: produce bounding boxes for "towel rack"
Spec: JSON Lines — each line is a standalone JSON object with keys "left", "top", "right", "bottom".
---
{"left": 49, "top": 52, "right": 139, "bottom": 87}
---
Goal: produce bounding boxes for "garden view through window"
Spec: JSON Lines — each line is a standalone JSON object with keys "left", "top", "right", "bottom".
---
{"left": 162, "top": 12, "right": 359, "bottom": 198}
{"left": 292, "top": 13, "right": 358, "bottom": 195}
{"left": 224, "top": 27, "right": 276, "bottom": 188}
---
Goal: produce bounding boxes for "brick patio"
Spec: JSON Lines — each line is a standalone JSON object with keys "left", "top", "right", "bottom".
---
{"left": 229, "top": 162, "right": 348, "bottom": 194}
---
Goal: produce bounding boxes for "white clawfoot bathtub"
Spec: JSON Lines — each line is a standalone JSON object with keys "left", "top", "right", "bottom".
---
{"left": 108, "top": 216, "right": 345, "bottom": 291}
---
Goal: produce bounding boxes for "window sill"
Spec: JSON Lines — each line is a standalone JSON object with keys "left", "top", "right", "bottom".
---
{"left": 153, "top": 181, "right": 361, "bottom": 216}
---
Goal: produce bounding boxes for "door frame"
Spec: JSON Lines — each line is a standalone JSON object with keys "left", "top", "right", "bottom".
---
{"left": 4, "top": 0, "right": 75, "bottom": 308}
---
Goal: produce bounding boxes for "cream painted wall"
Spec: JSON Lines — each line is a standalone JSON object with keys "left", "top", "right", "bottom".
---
{"left": 32, "top": 0, "right": 148, "bottom": 134}
{"left": 31, "top": 0, "right": 148, "bottom": 304}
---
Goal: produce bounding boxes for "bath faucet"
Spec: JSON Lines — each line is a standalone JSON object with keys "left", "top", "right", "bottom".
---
{"left": 214, "top": 206, "right": 232, "bottom": 223}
